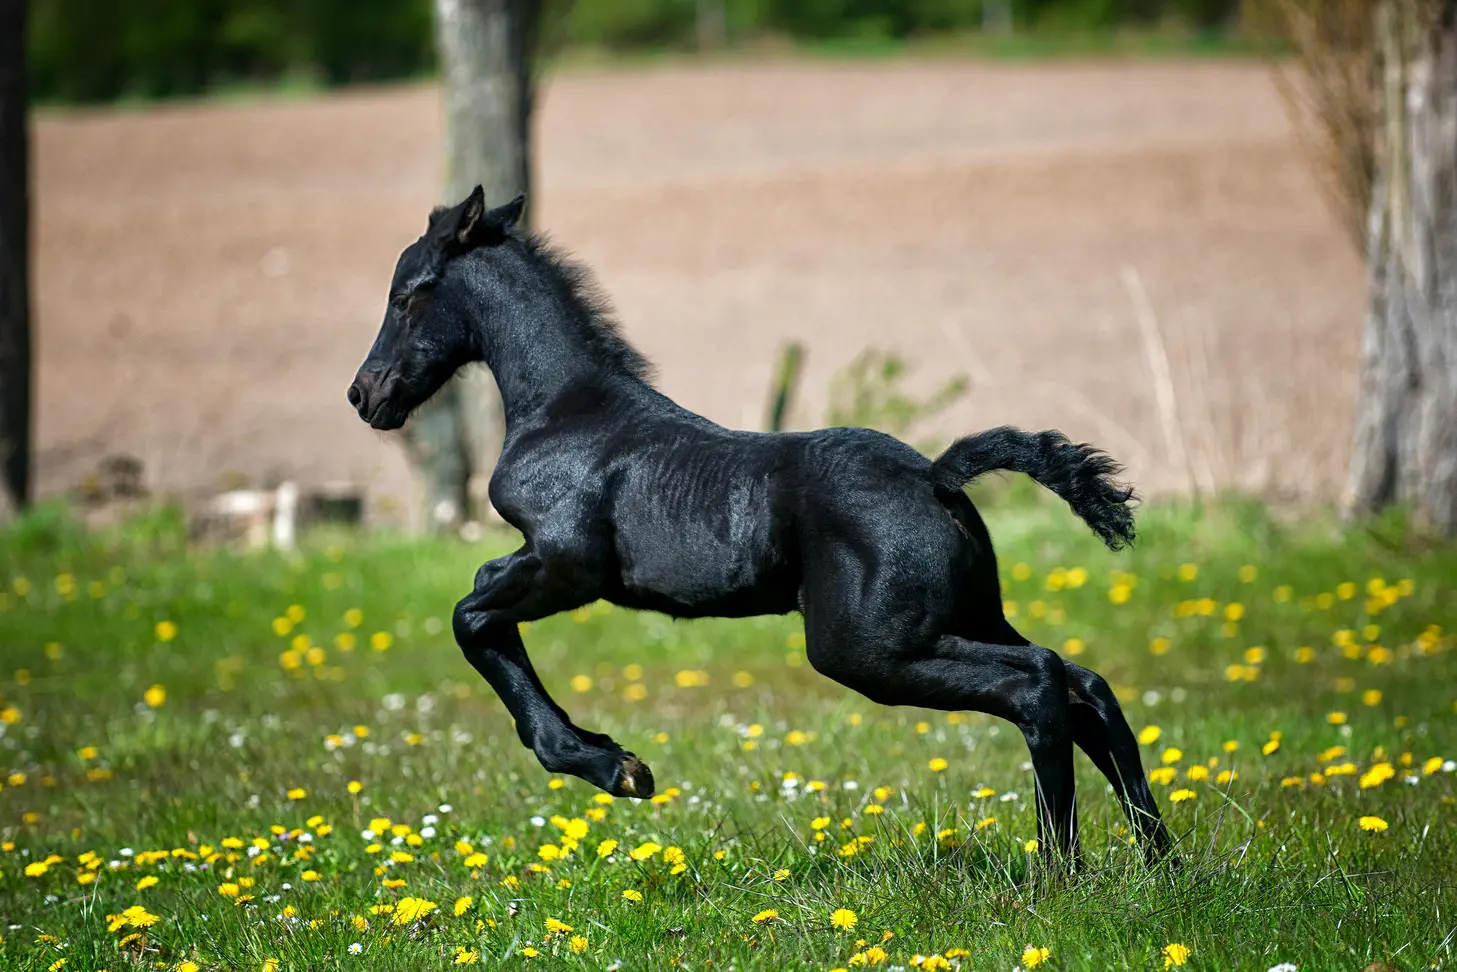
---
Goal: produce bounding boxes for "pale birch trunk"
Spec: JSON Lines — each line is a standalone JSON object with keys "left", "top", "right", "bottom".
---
{"left": 1347, "top": 0, "right": 1457, "bottom": 535}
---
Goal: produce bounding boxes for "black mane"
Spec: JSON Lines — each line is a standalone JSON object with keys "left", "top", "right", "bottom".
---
{"left": 520, "top": 232, "right": 657, "bottom": 386}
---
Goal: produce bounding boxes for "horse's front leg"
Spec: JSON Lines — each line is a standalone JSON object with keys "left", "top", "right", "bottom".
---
{"left": 451, "top": 548, "right": 655, "bottom": 798}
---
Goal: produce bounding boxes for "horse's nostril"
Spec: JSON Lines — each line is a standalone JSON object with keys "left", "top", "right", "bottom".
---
{"left": 347, "top": 382, "right": 364, "bottom": 409}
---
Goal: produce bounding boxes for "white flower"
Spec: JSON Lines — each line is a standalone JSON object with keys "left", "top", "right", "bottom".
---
{"left": 530, "top": 815, "right": 546, "bottom": 827}
{"left": 247, "top": 845, "right": 262, "bottom": 857}
{"left": 1265, "top": 964, "right": 1297, "bottom": 972}
{"left": 420, "top": 826, "right": 436, "bottom": 839}
{"left": 348, "top": 943, "right": 363, "bottom": 955}
{"left": 361, "top": 829, "right": 376, "bottom": 841}
{"left": 438, "top": 804, "right": 453, "bottom": 813}
{"left": 422, "top": 814, "right": 439, "bottom": 826}
{"left": 841, "top": 780, "right": 859, "bottom": 790}
{"left": 120, "top": 847, "right": 134, "bottom": 857}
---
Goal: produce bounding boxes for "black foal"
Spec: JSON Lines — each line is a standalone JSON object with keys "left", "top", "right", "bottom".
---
{"left": 348, "top": 187, "right": 1173, "bottom": 862}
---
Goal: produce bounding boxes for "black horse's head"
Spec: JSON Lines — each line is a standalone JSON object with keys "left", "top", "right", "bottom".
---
{"left": 347, "top": 186, "right": 526, "bottom": 430}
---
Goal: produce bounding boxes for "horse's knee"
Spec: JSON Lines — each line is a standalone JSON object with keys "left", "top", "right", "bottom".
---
{"left": 452, "top": 594, "right": 486, "bottom": 646}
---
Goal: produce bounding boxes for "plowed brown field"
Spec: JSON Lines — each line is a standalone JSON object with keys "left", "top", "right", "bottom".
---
{"left": 33, "top": 57, "right": 1365, "bottom": 522}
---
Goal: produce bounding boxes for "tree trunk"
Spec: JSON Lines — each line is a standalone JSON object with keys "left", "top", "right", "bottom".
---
{"left": 406, "top": 0, "right": 538, "bottom": 533}
{"left": 0, "top": 0, "right": 30, "bottom": 523}
{"left": 1347, "top": 0, "right": 1457, "bottom": 535}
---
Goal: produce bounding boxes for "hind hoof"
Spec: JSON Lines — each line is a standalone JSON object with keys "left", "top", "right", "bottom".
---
{"left": 611, "top": 755, "right": 655, "bottom": 798}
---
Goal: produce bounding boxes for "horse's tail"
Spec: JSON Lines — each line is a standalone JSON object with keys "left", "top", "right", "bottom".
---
{"left": 930, "top": 426, "right": 1137, "bottom": 550}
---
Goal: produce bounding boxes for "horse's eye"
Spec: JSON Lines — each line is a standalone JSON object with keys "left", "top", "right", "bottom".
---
{"left": 390, "top": 293, "right": 412, "bottom": 314}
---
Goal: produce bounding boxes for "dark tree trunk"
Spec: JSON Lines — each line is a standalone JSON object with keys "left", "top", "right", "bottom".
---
{"left": 405, "top": 0, "right": 537, "bottom": 532}
{"left": 0, "top": 0, "right": 30, "bottom": 522}
{"left": 1347, "top": 0, "right": 1457, "bottom": 535}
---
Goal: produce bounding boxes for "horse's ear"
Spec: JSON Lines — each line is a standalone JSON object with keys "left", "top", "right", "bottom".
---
{"left": 453, "top": 185, "right": 488, "bottom": 247}
{"left": 452, "top": 189, "right": 525, "bottom": 249}
{"left": 487, "top": 193, "right": 527, "bottom": 231}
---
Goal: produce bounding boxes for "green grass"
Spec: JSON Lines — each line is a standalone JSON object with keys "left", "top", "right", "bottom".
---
{"left": 0, "top": 494, "right": 1454, "bottom": 971}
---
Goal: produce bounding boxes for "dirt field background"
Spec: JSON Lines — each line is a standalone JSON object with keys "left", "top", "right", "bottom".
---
{"left": 32, "top": 57, "right": 1366, "bottom": 524}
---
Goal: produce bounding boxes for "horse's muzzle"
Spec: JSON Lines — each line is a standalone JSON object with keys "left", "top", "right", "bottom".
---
{"left": 348, "top": 371, "right": 405, "bottom": 430}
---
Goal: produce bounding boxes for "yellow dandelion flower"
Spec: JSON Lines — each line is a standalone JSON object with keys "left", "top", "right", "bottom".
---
{"left": 622, "top": 889, "right": 643, "bottom": 902}
{"left": 629, "top": 841, "right": 661, "bottom": 861}
{"left": 155, "top": 620, "right": 178, "bottom": 642}
{"left": 1021, "top": 945, "right": 1051, "bottom": 968}
{"left": 1023, "top": 838, "right": 1039, "bottom": 853}
{"left": 1358, "top": 815, "right": 1389, "bottom": 833}
{"left": 1262, "top": 739, "right": 1280, "bottom": 756}
{"left": 1138, "top": 725, "right": 1162, "bottom": 745}
{"left": 1327, "top": 711, "right": 1347, "bottom": 725}
{"left": 143, "top": 685, "right": 166, "bottom": 708}
{"left": 135, "top": 875, "right": 158, "bottom": 890}
{"left": 831, "top": 908, "right": 858, "bottom": 930}
{"left": 391, "top": 897, "right": 438, "bottom": 924}
{"left": 752, "top": 909, "right": 779, "bottom": 923}
{"left": 927, "top": 757, "right": 949, "bottom": 772}
{"left": 1163, "top": 943, "right": 1191, "bottom": 968}
{"left": 1169, "top": 788, "right": 1197, "bottom": 803}
{"left": 287, "top": 787, "right": 306, "bottom": 800}
{"left": 1359, "top": 763, "right": 1395, "bottom": 789}
{"left": 1161, "top": 747, "right": 1183, "bottom": 765}
{"left": 570, "top": 935, "right": 588, "bottom": 953}
{"left": 454, "top": 948, "right": 480, "bottom": 966}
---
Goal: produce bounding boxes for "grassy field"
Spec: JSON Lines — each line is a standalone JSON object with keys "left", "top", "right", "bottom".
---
{"left": 0, "top": 493, "right": 1453, "bottom": 971}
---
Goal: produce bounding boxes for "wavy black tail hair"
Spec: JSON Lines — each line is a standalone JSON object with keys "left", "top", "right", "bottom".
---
{"left": 931, "top": 426, "right": 1138, "bottom": 550}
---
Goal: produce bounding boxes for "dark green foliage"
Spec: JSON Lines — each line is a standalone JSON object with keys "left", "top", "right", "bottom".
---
{"left": 28, "top": 0, "right": 1242, "bottom": 104}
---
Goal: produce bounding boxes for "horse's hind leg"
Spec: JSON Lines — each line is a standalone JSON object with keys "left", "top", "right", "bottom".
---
{"left": 452, "top": 549, "right": 654, "bottom": 798}
{"left": 952, "top": 614, "right": 1172, "bottom": 862}
{"left": 1064, "top": 662, "right": 1174, "bottom": 861}
{"left": 801, "top": 566, "right": 1079, "bottom": 861}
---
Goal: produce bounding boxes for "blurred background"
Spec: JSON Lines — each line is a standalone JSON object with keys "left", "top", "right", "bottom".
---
{"left": 0, "top": 0, "right": 1413, "bottom": 536}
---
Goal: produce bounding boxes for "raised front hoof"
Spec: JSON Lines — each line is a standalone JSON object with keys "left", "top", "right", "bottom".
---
{"left": 609, "top": 754, "right": 655, "bottom": 798}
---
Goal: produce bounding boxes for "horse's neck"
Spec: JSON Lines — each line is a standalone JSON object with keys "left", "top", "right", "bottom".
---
{"left": 475, "top": 309, "right": 628, "bottom": 432}
{"left": 466, "top": 249, "right": 652, "bottom": 432}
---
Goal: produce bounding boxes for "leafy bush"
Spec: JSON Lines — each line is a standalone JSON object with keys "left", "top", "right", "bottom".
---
{"left": 28, "top": 0, "right": 1242, "bottom": 104}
